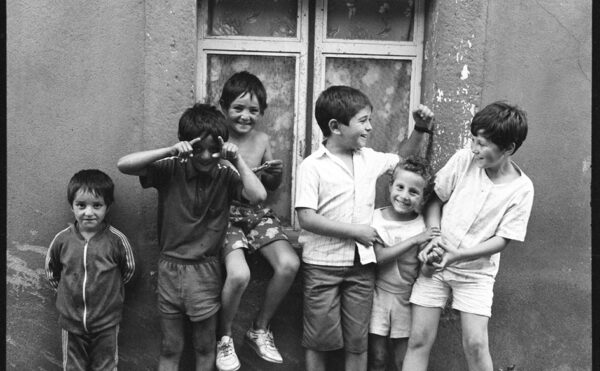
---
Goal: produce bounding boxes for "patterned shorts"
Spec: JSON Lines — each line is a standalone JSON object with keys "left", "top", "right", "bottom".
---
{"left": 223, "top": 204, "right": 288, "bottom": 256}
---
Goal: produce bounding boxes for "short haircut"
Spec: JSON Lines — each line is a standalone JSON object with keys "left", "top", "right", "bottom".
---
{"left": 219, "top": 71, "right": 268, "bottom": 114}
{"left": 314, "top": 86, "right": 373, "bottom": 137}
{"left": 391, "top": 156, "right": 435, "bottom": 203}
{"left": 67, "top": 169, "right": 115, "bottom": 206}
{"left": 178, "top": 103, "right": 229, "bottom": 143}
{"left": 470, "top": 101, "right": 528, "bottom": 154}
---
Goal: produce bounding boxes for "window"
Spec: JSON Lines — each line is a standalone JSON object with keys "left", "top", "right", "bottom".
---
{"left": 197, "top": 0, "right": 425, "bottom": 225}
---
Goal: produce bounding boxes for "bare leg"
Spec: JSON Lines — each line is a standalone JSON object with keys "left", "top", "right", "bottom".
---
{"left": 192, "top": 314, "right": 218, "bottom": 371}
{"left": 219, "top": 249, "right": 250, "bottom": 337}
{"left": 254, "top": 240, "right": 300, "bottom": 329}
{"left": 390, "top": 337, "right": 408, "bottom": 371}
{"left": 368, "top": 334, "right": 388, "bottom": 371}
{"left": 305, "top": 349, "right": 327, "bottom": 371}
{"left": 401, "top": 305, "right": 442, "bottom": 371}
{"left": 158, "top": 317, "right": 185, "bottom": 371}
{"left": 460, "top": 312, "right": 493, "bottom": 371}
{"left": 345, "top": 351, "right": 368, "bottom": 371}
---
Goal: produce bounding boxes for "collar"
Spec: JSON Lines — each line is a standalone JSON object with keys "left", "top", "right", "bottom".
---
{"left": 70, "top": 221, "right": 109, "bottom": 241}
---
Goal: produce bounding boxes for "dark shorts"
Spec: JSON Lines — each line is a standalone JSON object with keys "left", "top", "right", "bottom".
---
{"left": 157, "top": 256, "right": 222, "bottom": 322}
{"left": 302, "top": 261, "right": 376, "bottom": 353}
{"left": 61, "top": 325, "right": 119, "bottom": 371}
{"left": 223, "top": 204, "right": 288, "bottom": 256}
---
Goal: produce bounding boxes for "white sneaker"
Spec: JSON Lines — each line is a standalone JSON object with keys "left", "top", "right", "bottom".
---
{"left": 216, "top": 336, "right": 240, "bottom": 371}
{"left": 245, "top": 327, "right": 283, "bottom": 363}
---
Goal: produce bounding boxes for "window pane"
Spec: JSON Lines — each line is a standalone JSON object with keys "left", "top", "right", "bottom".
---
{"left": 326, "top": 0, "right": 414, "bottom": 41}
{"left": 207, "top": 0, "right": 298, "bottom": 37}
{"left": 324, "top": 57, "right": 412, "bottom": 207}
{"left": 207, "top": 54, "right": 297, "bottom": 224}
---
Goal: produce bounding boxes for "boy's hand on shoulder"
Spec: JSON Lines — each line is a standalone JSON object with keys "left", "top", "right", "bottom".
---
{"left": 218, "top": 136, "right": 239, "bottom": 162}
{"left": 354, "top": 225, "right": 383, "bottom": 247}
{"left": 412, "top": 104, "right": 435, "bottom": 132}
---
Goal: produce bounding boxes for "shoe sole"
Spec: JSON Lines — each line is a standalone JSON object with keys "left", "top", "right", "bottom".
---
{"left": 245, "top": 338, "right": 284, "bottom": 364}
{"left": 216, "top": 363, "right": 241, "bottom": 371}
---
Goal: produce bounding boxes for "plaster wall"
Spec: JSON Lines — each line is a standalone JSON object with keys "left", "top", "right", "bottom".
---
{"left": 6, "top": 0, "right": 591, "bottom": 370}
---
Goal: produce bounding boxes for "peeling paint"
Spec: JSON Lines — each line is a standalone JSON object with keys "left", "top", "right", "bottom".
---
{"left": 436, "top": 88, "right": 444, "bottom": 102}
{"left": 7, "top": 249, "right": 48, "bottom": 300}
{"left": 460, "top": 64, "right": 470, "bottom": 80}
{"left": 582, "top": 158, "right": 591, "bottom": 173}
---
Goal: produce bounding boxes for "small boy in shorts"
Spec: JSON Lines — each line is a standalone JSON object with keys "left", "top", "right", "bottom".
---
{"left": 117, "top": 103, "right": 266, "bottom": 371}
{"left": 402, "top": 102, "right": 534, "bottom": 371}
{"left": 295, "top": 85, "right": 434, "bottom": 371}
{"left": 368, "top": 157, "right": 441, "bottom": 371}
{"left": 45, "top": 169, "right": 135, "bottom": 371}
{"left": 216, "top": 71, "right": 300, "bottom": 371}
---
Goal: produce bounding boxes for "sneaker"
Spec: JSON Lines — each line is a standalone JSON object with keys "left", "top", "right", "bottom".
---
{"left": 216, "top": 336, "right": 240, "bottom": 371}
{"left": 245, "top": 327, "right": 283, "bottom": 363}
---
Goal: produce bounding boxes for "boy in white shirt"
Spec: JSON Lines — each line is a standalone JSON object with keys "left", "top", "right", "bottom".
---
{"left": 402, "top": 101, "right": 534, "bottom": 371}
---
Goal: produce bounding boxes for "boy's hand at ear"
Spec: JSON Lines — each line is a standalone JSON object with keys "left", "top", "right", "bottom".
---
{"left": 172, "top": 137, "right": 202, "bottom": 162}
{"left": 412, "top": 104, "right": 435, "bottom": 133}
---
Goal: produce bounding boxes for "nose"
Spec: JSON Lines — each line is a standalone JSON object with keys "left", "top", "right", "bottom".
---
{"left": 365, "top": 120, "right": 372, "bottom": 131}
{"left": 83, "top": 206, "right": 94, "bottom": 215}
{"left": 198, "top": 149, "right": 212, "bottom": 161}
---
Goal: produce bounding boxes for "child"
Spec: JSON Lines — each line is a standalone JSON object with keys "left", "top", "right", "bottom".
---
{"left": 45, "top": 169, "right": 135, "bottom": 371}
{"left": 295, "top": 85, "right": 434, "bottom": 371}
{"left": 368, "top": 157, "right": 441, "bottom": 371}
{"left": 215, "top": 71, "right": 299, "bottom": 371}
{"left": 117, "top": 103, "right": 266, "bottom": 371}
{"left": 402, "top": 101, "right": 534, "bottom": 371}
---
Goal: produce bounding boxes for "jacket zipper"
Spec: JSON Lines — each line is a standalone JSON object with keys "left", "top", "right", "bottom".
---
{"left": 82, "top": 239, "right": 89, "bottom": 332}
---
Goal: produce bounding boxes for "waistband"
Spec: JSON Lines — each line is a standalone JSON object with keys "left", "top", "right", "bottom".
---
{"left": 159, "top": 254, "right": 219, "bottom": 265}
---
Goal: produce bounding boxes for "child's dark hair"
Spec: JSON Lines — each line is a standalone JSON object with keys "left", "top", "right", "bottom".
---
{"left": 219, "top": 71, "right": 268, "bottom": 114}
{"left": 315, "top": 86, "right": 373, "bottom": 137}
{"left": 391, "top": 156, "right": 435, "bottom": 204}
{"left": 67, "top": 169, "right": 114, "bottom": 206}
{"left": 178, "top": 103, "right": 229, "bottom": 143}
{"left": 470, "top": 101, "right": 528, "bottom": 154}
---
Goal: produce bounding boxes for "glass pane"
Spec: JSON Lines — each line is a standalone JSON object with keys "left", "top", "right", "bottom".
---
{"left": 326, "top": 0, "right": 414, "bottom": 41}
{"left": 324, "top": 57, "right": 412, "bottom": 208}
{"left": 207, "top": 0, "right": 298, "bottom": 37}
{"left": 207, "top": 54, "right": 297, "bottom": 224}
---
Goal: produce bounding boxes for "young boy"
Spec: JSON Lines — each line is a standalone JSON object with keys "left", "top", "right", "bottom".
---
{"left": 402, "top": 101, "right": 534, "bottom": 371}
{"left": 45, "top": 169, "right": 135, "bottom": 371}
{"left": 368, "top": 157, "right": 441, "bottom": 371}
{"left": 215, "top": 71, "right": 300, "bottom": 371}
{"left": 117, "top": 103, "right": 266, "bottom": 371}
{"left": 295, "top": 85, "right": 434, "bottom": 371}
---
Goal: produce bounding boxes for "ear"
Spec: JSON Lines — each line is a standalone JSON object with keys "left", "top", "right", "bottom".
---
{"left": 329, "top": 119, "right": 341, "bottom": 135}
{"left": 504, "top": 142, "right": 516, "bottom": 156}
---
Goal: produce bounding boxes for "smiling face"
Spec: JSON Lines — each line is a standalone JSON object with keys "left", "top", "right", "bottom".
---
{"left": 225, "top": 92, "right": 261, "bottom": 137}
{"left": 388, "top": 168, "right": 426, "bottom": 220}
{"left": 71, "top": 190, "right": 108, "bottom": 234}
{"left": 470, "top": 130, "right": 512, "bottom": 170}
{"left": 337, "top": 106, "right": 373, "bottom": 150}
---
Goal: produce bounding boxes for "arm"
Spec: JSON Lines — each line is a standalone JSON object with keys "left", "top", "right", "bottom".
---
{"left": 374, "top": 227, "right": 440, "bottom": 265}
{"left": 296, "top": 208, "right": 382, "bottom": 246}
{"left": 258, "top": 142, "right": 283, "bottom": 191}
{"left": 45, "top": 238, "right": 62, "bottom": 289}
{"left": 433, "top": 235, "right": 510, "bottom": 270}
{"left": 117, "top": 234, "right": 136, "bottom": 284}
{"left": 398, "top": 104, "right": 434, "bottom": 159}
{"left": 219, "top": 138, "right": 267, "bottom": 204}
{"left": 417, "top": 194, "right": 444, "bottom": 262}
{"left": 117, "top": 139, "right": 201, "bottom": 177}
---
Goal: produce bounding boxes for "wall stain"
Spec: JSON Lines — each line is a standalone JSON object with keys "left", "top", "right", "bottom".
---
{"left": 7, "top": 243, "right": 49, "bottom": 301}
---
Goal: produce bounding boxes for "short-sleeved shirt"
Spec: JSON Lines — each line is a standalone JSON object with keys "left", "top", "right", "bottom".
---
{"left": 372, "top": 208, "right": 426, "bottom": 293}
{"left": 140, "top": 157, "right": 243, "bottom": 261}
{"left": 435, "top": 148, "right": 534, "bottom": 277}
{"left": 295, "top": 145, "right": 399, "bottom": 267}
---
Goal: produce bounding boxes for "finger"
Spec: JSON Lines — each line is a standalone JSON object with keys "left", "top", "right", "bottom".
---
{"left": 217, "top": 136, "right": 225, "bottom": 146}
{"left": 211, "top": 153, "right": 220, "bottom": 159}
{"left": 268, "top": 159, "right": 283, "bottom": 166}
{"left": 189, "top": 137, "right": 203, "bottom": 146}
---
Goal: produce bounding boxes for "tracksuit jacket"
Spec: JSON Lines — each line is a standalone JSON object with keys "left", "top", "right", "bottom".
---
{"left": 45, "top": 222, "right": 135, "bottom": 335}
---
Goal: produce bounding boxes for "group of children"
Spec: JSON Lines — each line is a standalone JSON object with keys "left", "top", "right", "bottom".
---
{"left": 44, "top": 71, "right": 534, "bottom": 371}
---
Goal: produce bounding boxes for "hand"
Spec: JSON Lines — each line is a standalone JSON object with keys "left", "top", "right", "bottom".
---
{"left": 431, "top": 238, "right": 460, "bottom": 271}
{"left": 262, "top": 159, "right": 283, "bottom": 175}
{"left": 217, "top": 136, "right": 239, "bottom": 161}
{"left": 417, "top": 236, "right": 440, "bottom": 263}
{"left": 353, "top": 225, "right": 383, "bottom": 247}
{"left": 412, "top": 104, "right": 435, "bottom": 132}
{"left": 414, "top": 226, "right": 441, "bottom": 245}
{"left": 172, "top": 137, "right": 203, "bottom": 163}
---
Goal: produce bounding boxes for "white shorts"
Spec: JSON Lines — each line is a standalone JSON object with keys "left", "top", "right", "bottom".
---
{"left": 369, "top": 286, "right": 412, "bottom": 338}
{"left": 409, "top": 268, "right": 495, "bottom": 318}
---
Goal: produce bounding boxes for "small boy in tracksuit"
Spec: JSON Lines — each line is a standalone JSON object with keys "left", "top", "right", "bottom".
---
{"left": 402, "top": 101, "right": 534, "bottom": 371}
{"left": 117, "top": 103, "right": 266, "bottom": 371}
{"left": 295, "top": 85, "right": 434, "bottom": 371}
{"left": 45, "top": 169, "right": 136, "bottom": 371}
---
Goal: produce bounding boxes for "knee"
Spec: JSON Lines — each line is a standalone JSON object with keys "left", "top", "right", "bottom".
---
{"left": 407, "top": 329, "right": 434, "bottom": 351}
{"left": 226, "top": 267, "right": 250, "bottom": 290}
{"left": 160, "top": 337, "right": 184, "bottom": 359}
{"left": 273, "top": 254, "right": 300, "bottom": 278}
{"left": 462, "top": 334, "right": 489, "bottom": 359}
{"left": 368, "top": 347, "right": 387, "bottom": 370}
{"left": 193, "top": 338, "right": 215, "bottom": 356}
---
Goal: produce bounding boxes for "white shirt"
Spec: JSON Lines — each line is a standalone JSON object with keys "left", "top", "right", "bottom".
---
{"left": 295, "top": 145, "right": 399, "bottom": 266}
{"left": 436, "top": 148, "right": 534, "bottom": 277}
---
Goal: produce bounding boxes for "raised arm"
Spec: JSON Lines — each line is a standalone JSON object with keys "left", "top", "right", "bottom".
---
{"left": 117, "top": 139, "right": 200, "bottom": 177}
{"left": 219, "top": 137, "right": 267, "bottom": 204}
{"left": 398, "top": 104, "right": 435, "bottom": 159}
{"left": 296, "top": 208, "right": 382, "bottom": 247}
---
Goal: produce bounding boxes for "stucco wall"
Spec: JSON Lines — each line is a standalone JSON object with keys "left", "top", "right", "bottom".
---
{"left": 7, "top": 0, "right": 591, "bottom": 370}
